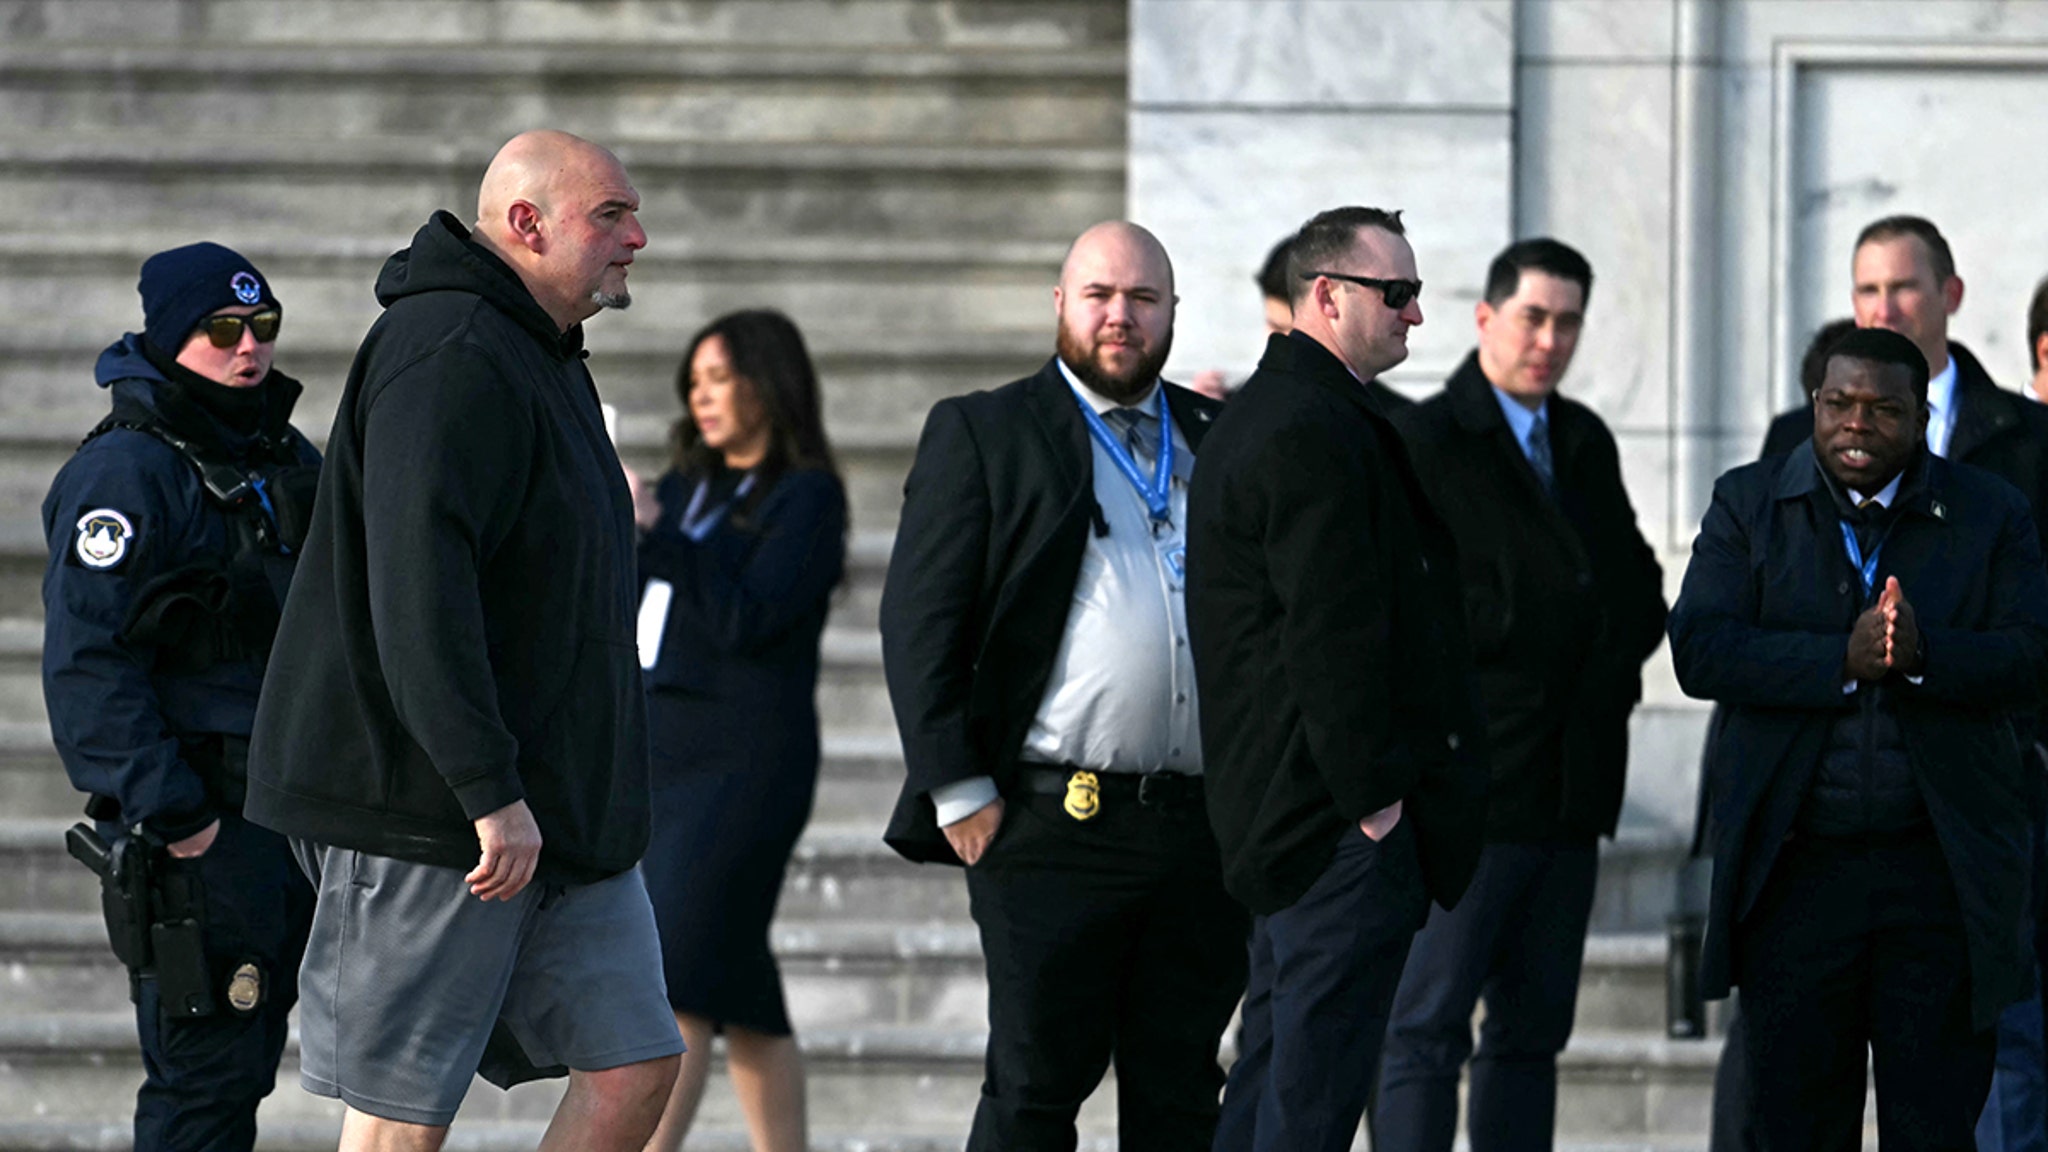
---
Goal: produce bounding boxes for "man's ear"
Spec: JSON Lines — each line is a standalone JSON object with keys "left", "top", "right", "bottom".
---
{"left": 2035, "top": 332, "right": 2048, "bottom": 374}
{"left": 506, "top": 200, "right": 546, "bottom": 254}
{"left": 1943, "top": 275, "right": 1965, "bottom": 317}
{"left": 1052, "top": 285, "right": 1064, "bottom": 323}
{"left": 1316, "top": 277, "right": 1341, "bottom": 320}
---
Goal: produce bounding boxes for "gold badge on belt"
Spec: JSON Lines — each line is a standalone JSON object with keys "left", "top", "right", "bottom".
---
{"left": 1063, "top": 770, "right": 1101, "bottom": 822}
{"left": 226, "top": 962, "right": 263, "bottom": 1013}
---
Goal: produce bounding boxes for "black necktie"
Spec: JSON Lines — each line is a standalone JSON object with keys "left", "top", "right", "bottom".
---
{"left": 1527, "top": 411, "right": 1556, "bottom": 494}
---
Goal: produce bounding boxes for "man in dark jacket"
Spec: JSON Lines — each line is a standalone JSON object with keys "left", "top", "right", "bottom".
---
{"left": 1187, "top": 206, "right": 1488, "bottom": 1152}
{"left": 247, "top": 130, "right": 681, "bottom": 1151}
{"left": 1745, "top": 219, "right": 2048, "bottom": 1152}
{"left": 1375, "top": 238, "right": 1667, "bottom": 1151}
{"left": 43, "top": 243, "right": 320, "bottom": 1152}
{"left": 1670, "top": 326, "right": 2048, "bottom": 1147}
{"left": 881, "top": 222, "right": 1245, "bottom": 1151}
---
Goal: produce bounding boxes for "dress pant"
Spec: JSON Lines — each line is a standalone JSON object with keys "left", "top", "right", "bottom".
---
{"left": 1736, "top": 829, "right": 1996, "bottom": 1151}
{"left": 1373, "top": 840, "right": 1598, "bottom": 1152}
{"left": 1978, "top": 993, "right": 2047, "bottom": 1152}
{"left": 1709, "top": 998, "right": 1862, "bottom": 1152}
{"left": 964, "top": 783, "right": 1249, "bottom": 1152}
{"left": 1214, "top": 819, "right": 1430, "bottom": 1152}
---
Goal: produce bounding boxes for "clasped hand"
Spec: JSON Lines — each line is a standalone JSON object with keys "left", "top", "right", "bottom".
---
{"left": 1846, "top": 575, "right": 1921, "bottom": 682}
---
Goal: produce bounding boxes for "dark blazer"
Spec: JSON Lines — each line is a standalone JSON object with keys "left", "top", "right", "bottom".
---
{"left": 1366, "top": 377, "right": 1414, "bottom": 414}
{"left": 1186, "top": 331, "right": 1488, "bottom": 915}
{"left": 879, "top": 358, "right": 1223, "bottom": 865}
{"left": 1669, "top": 445, "right": 2048, "bottom": 1029}
{"left": 1394, "top": 352, "right": 1667, "bottom": 841}
{"left": 638, "top": 466, "right": 847, "bottom": 770}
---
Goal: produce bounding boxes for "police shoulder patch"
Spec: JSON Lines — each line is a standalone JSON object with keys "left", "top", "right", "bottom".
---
{"left": 73, "top": 508, "right": 135, "bottom": 570}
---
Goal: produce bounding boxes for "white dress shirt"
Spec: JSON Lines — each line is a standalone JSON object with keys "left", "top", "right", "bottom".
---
{"left": 1926, "top": 355, "right": 1958, "bottom": 458}
{"left": 930, "top": 361, "right": 1203, "bottom": 827}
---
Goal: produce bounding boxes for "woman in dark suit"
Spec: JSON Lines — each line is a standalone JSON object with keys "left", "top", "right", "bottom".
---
{"left": 634, "top": 309, "right": 846, "bottom": 1152}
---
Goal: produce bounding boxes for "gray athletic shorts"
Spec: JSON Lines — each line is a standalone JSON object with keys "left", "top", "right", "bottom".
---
{"left": 291, "top": 841, "right": 685, "bottom": 1126}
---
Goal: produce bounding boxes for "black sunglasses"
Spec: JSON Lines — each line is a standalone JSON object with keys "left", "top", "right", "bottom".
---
{"left": 198, "top": 309, "right": 282, "bottom": 349}
{"left": 1301, "top": 272, "right": 1423, "bottom": 311}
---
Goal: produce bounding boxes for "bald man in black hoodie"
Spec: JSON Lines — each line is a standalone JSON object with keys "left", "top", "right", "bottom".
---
{"left": 249, "top": 131, "right": 682, "bottom": 1152}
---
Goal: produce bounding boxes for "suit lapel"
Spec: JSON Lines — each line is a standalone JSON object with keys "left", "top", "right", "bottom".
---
{"left": 1022, "top": 359, "right": 1092, "bottom": 507}
{"left": 1445, "top": 353, "right": 1584, "bottom": 545}
{"left": 1948, "top": 346, "right": 2019, "bottom": 464}
{"left": 1161, "top": 381, "right": 1221, "bottom": 452}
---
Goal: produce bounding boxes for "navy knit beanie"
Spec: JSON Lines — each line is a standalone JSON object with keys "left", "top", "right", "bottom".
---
{"left": 138, "top": 242, "right": 279, "bottom": 355}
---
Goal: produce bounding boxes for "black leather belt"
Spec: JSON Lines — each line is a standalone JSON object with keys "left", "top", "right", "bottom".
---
{"left": 1016, "top": 765, "right": 1204, "bottom": 810}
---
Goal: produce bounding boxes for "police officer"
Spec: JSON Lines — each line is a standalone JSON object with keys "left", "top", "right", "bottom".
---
{"left": 41, "top": 243, "right": 320, "bottom": 1151}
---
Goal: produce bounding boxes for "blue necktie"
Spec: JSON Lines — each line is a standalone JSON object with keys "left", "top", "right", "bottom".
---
{"left": 1528, "top": 411, "right": 1556, "bottom": 493}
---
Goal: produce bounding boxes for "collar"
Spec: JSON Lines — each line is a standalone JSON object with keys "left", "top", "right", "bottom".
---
{"left": 1056, "top": 356, "right": 1157, "bottom": 415}
{"left": 1928, "top": 354, "right": 1958, "bottom": 417}
{"left": 1491, "top": 383, "right": 1548, "bottom": 445}
{"left": 1851, "top": 471, "right": 1904, "bottom": 509}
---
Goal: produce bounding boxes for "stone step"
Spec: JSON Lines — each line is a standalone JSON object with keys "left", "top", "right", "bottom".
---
{"left": 0, "top": 132, "right": 1126, "bottom": 246}
{"left": 0, "top": 1008, "right": 1718, "bottom": 1141}
{"left": 0, "top": 1, "right": 1128, "bottom": 51}
{"left": 0, "top": 526, "right": 890, "bottom": 667}
{"left": 0, "top": 811, "right": 1696, "bottom": 934}
{"left": 0, "top": 903, "right": 1672, "bottom": 1042}
{"left": 0, "top": 623, "right": 899, "bottom": 781}
{"left": 0, "top": 44, "right": 1126, "bottom": 147}
{"left": 0, "top": 236, "right": 1061, "bottom": 404}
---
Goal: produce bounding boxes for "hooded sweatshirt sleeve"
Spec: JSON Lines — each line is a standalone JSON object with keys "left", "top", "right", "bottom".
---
{"left": 360, "top": 346, "right": 533, "bottom": 819}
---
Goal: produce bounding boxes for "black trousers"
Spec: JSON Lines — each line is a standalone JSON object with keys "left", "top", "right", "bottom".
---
{"left": 964, "top": 787, "right": 1249, "bottom": 1152}
{"left": 1735, "top": 830, "right": 1995, "bottom": 1151}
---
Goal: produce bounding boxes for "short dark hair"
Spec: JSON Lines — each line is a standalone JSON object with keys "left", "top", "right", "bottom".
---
{"left": 1285, "top": 206, "right": 1406, "bottom": 304}
{"left": 2029, "top": 276, "right": 2048, "bottom": 372}
{"left": 1799, "top": 317, "right": 1859, "bottom": 398}
{"left": 1482, "top": 238, "right": 1594, "bottom": 307}
{"left": 1825, "top": 325, "right": 1930, "bottom": 404}
{"left": 1854, "top": 215, "right": 1955, "bottom": 283}
{"left": 1256, "top": 236, "right": 1293, "bottom": 304}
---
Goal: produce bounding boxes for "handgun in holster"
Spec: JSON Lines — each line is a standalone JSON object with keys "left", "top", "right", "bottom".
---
{"left": 66, "top": 823, "right": 215, "bottom": 1016}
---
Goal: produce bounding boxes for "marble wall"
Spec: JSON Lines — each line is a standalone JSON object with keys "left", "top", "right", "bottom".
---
{"left": 1129, "top": 0, "right": 2048, "bottom": 841}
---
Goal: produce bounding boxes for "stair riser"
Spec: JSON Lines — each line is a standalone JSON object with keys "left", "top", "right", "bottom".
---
{"left": 0, "top": 163, "right": 1123, "bottom": 249}
{"left": 0, "top": 1, "right": 1127, "bottom": 50}
{"left": 0, "top": 80, "right": 1124, "bottom": 148}
{"left": 0, "top": 265, "right": 1055, "bottom": 378}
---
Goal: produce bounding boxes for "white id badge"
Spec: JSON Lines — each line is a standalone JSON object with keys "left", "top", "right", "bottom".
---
{"left": 636, "top": 579, "right": 674, "bottom": 670}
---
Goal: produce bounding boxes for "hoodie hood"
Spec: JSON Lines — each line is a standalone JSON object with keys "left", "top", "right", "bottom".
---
{"left": 375, "top": 211, "right": 582, "bottom": 359}
{"left": 93, "top": 332, "right": 303, "bottom": 460}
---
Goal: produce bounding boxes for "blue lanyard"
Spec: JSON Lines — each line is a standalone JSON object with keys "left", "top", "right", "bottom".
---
{"left": 1073, "top": 385, "right": 1174, "bottom": 525}
{"left": 1838, "top": 519, "right": 1882, "bottom": 600}
{"left": 680, "top": 472, "right": 757, "bottom": 542}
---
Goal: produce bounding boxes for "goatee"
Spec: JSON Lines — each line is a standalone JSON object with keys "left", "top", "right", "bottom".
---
{"left": 1056, "top": 322, "right": 1173, "bottom": 405}
{"left": 591, "top": 289, "right": 632, "bottom": 310}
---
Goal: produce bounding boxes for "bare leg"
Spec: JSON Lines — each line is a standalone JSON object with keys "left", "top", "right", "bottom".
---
{"left": 541, "top": 1054, "right": 680, "bottom": 1152}
{"left": 727, "top": 1026, "right": 808, "bottom": 1152}
{"left": 339, "top": 1107, "right": 448, "bottom": 1152}
{"left": 644, "top": 1014, "right": 716, "bottom": 1152}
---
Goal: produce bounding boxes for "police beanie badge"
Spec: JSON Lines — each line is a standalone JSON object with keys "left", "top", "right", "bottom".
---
{"left": 74, "top": 508, "right": 135, "bottom": 570}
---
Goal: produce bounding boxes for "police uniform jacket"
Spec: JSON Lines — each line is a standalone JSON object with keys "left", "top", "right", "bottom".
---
{"left": 1669, "top": 445, "right": 2048, "bottom": 1029}
{"left": 41, "top": 334, "right": 320, "bottom": 842}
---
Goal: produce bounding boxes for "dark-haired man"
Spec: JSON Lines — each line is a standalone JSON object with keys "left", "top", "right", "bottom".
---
{"left": 1187, "top": 206, "right": 1486, "bottom": 1152}
{"left": 882, "top": 221, "right": 1244, "bottom": 1150}
{"left": 43, "top": 243, "right": 320, "bottom": 1152}
{"left": 1374, "top": 238, "right": 1667, "bottom": 1151}
{"left": 1671, "top": 326, "right": 2048, "bottom": 1146}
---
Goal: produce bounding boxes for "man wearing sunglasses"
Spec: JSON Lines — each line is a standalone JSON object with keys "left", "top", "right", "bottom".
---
{"left": 1187, "top": 206, "right": 1487, "bottom": 1151}
{"left": 40, "top": 242, "right": 322, "bottom": 1151}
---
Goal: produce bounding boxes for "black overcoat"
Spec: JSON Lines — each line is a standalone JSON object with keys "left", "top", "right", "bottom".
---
{"left": 1669, "top": 444, "right": 2048, "bottom": 1029}
{"left": 1185, "top": 331, "right": 1488, "bottom": 915}
{"left": 1393, "top": 353, "right": 1667, "bottom": 840}
{"left": 878, "top": 359, "right": 1222, "bottom": 865}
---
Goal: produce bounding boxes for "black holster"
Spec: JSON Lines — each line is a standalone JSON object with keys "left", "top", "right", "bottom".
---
{"left": 65, "top": 823, "right": 215, "bottom": 1015}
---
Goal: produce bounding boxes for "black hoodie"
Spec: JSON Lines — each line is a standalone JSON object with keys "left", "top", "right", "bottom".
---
{"left": 247, "top": 212, "right": 649, "bottom": 883}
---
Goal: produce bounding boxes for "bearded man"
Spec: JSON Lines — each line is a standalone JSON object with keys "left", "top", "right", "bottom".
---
{"left": 880, "top": 221, "right": 1248, "bottom": 1151}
